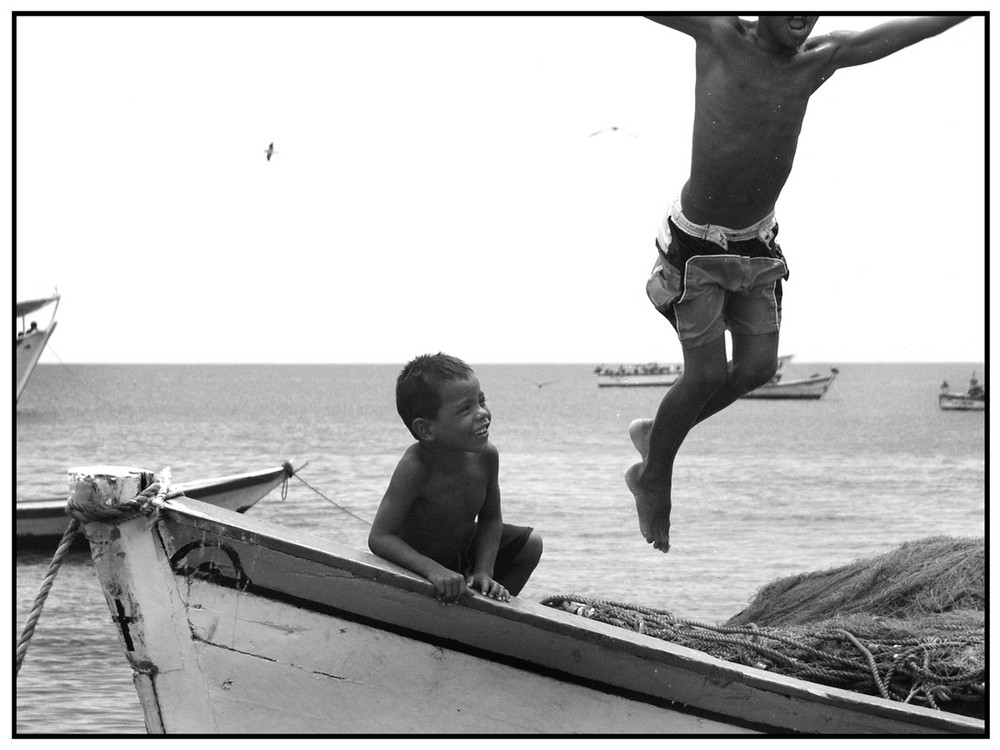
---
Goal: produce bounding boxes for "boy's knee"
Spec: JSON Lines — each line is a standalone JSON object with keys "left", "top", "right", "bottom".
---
{"left": 524, "top": 531, "right": 543, "bottom": 565}
{"left": 738, "top": 360, "right": 778, "bottom": 390}
{"left": 685, "top": 363, "right": 729, "bottom": 392}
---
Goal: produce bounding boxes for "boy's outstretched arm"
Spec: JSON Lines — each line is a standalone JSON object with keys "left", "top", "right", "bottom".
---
{"left": 817, "top": 16, "right": 970, "bottom": 70}
{"left": 644, "top": 15, "right": 734, "bottom": 39}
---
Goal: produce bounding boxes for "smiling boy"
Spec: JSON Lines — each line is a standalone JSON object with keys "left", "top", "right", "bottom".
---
{"left": 627, "top": 15, "right": 971, "bottom": 554}
{"left": 369, "top": 353, "right": 542, "bottom": 603}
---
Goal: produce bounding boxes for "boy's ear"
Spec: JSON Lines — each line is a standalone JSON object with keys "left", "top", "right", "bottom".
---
{"left": 412, "top": 417, "right": 434, "bottom": 441}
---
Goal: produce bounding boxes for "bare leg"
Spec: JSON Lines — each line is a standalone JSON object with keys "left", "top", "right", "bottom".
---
{"left": 628, "top": 332, "right": 780, "bottom": 459}
{"left": 497, "top": 530, "right": 543, "bottom": 596}
{"left": 626, "top": 332, "right": 779, "bottom": 552}
{"left": 626, "top": 335, "right": 728, "bottom": 552}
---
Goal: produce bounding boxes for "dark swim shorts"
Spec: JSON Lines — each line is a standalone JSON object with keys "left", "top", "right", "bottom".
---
{"left": 458, "top": 522, "right": 534, "bottom": 587}
{"left": 646, "top": 206, "right": 790, "bottom": 348}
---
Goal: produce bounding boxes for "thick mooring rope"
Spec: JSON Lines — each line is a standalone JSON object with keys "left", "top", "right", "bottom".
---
{"left": 15, "top": 480, "right": 170, "bottom": 677}
{"left": 540, "top": 595, "right": 984, "bottom": 712}
{"left": 15, "top": 517, "right": 82, "bottom": 675}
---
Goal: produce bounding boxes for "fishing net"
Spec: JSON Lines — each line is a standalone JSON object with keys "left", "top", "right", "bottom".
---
{"left": 540, "top": 537, "right": 984, "bottom": 716}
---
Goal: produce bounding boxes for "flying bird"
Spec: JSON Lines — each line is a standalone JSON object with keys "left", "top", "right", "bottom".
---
{"left": 589, "top": 126, "right": 638, "bottom": 138}
{"left": 265, "top": 142, "right": 277, "bottom": 161}
{"left": 523, "top": 378, "right": 557, "bottom": 389}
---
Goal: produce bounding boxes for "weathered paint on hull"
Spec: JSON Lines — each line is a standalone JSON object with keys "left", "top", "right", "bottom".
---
{"left": 79, "top": 482, "right": 984, "bottom": 736}
{"left": 154, "top": 578, "right": 746, "bottom": 733}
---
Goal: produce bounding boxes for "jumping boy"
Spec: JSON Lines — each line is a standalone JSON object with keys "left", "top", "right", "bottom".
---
{"left": 369, "top": 353, "right": 542, "bottom": 603}
{"left": 627, "top": 16, "right": 971, "bottom": 553}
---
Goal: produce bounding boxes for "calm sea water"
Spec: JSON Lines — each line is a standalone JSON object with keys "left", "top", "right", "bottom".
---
{"left": 15, "top": 362, "right": 985, "bottom": 734}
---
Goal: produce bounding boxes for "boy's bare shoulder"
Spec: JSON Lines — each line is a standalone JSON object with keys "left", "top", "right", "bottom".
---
{"left": 394, "top": 443, "right": 432, "bottom": 482}
{"left": 482, "top": 441, "right": 500, "bottom": 468}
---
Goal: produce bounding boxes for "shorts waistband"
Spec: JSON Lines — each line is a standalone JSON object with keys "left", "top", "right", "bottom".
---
{"left": 659, "top": 198, "right": 776, "bottom": 251}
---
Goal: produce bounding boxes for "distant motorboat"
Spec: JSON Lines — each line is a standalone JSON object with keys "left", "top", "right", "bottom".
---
{"left": 597, "top": 355, "right": 793, "bottom": 389}
{"left": 741, "top": 368, "right": 839, "bottom": 401}
{"left": 16, "top": 292, "right": 60, "bottom": 403}
{"left": 938, "top": 374, "right": 986, "bottom": 412}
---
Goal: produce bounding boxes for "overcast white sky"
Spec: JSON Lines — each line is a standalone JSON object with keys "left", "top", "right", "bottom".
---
{"left": 10, "top": 9, "right": 989, "bottom": 364}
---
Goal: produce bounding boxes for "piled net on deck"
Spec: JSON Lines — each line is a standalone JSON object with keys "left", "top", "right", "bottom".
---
{"left": 540, "top": 536, "right": 984, "bottom": 715}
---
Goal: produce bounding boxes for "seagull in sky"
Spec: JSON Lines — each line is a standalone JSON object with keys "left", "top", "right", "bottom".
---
{"left": 265, "top": 142, "right": 277, "bottom": 161}
{"left": 589, "top": 126, "right": 638, "bottom": 138}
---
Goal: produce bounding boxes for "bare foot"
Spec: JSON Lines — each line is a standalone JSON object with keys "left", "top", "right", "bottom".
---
{"left": 628, "top": 418, "right": 653, "bottom": 460}
{"left": 624, "top": 461, "right": 671, "bottom": 552}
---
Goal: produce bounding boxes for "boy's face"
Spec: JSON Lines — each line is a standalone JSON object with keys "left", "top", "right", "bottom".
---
{"left": 757, "top": 16, "right": 819, "bottom": 50}
{"left": 426, "top": 375, "right": 492, "bottom": 452}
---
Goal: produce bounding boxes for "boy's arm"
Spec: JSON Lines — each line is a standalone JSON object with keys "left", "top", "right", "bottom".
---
{"left": 815, "top": 16, "right": 970, "bottom": 71}
{"left": 467, "top": 450, "right": 507, "bottom": 599}
{"left": 644, "top": 15, "right": 735, "bottom": 39}
{"left": 368, "top": 457, "right": 471, "bottom": 602}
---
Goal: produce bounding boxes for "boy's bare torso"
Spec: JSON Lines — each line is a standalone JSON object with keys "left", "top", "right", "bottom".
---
{"left": 397, "top": 445, "right": 491, "bottom": 566}
{"left": 681, "top": 18, "right": 831, "bottom": 227}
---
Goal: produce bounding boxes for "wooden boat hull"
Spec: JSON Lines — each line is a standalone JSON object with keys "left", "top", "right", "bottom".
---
{"left": 77, "top": 468, "right": 982, "bottom": 735}
{"left": 16, "top": 462, "right": 294, "bottom": 551}
{"left": 742, "top": 370, "right": 838, "bottom": 400}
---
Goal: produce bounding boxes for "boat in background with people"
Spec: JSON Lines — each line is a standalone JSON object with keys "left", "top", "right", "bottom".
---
{"left": 56, "top": 464, "right": 982, "bottom": 735}
{"left": 741, "top": 367, "right": 839, "bottom": 401}
{"left": 597, "top": 355, "right": 792, "bottom": 388}
{"left": 939, "top": 374, "right": 986, "bottom": 411}
{"left": 16, "top": 292, "right": 60, "bottom": 403}
{"left": 594, "top": 361, "right": 683, "bottom": 388}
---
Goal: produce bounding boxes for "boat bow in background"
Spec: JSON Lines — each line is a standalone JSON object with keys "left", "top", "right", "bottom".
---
{"left": 16, "top": 293, "right": 61, "bottom": 403}
{"left": 16, "top": 461, "right": 297, "bottom": 552}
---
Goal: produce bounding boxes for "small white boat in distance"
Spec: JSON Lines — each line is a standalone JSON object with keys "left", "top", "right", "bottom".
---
{"left": 17, "top": 461, "right": 297, "bottom": 551}
{"left": 70, "top": 465, "right": 983, "bottom": 735}
{"left": 742, "top": 368, "right": 839, "bottom": 400}
{"left": 938, "top": 375, "right": 986, "bottom": 411}
{"left": 16, "top": 292, "right": 60, "bottom": 403}
{"left": 595, "top": 362, "right": 682, "bottom": 388}
{"left": 597, "top": 355, "right": 793, "bottom": 389}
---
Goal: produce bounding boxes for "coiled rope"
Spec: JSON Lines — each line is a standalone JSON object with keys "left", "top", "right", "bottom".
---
{"left": 15, "top": 480, "right": 172, "bottom": 676}
{"left": 540, "top": 595, "right": 984, "bottom": 712}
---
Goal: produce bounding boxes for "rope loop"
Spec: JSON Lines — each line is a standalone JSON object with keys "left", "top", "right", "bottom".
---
{"left": 66, "top": 479, "right": 168, "bottom": 526}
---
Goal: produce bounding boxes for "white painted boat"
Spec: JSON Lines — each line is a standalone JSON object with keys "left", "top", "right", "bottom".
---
{"left": 595, "top": 362, "right": 683, "bottom": 388}
{"left": 16, "top": 293, "right": 60, "bottom": 403}
{"left": 17, "top": 461, "right": 296, "bottom": 551}
{"left": 742, "top": 368, "right": 839, "bottom": 400}
{"left": 597, "top": 355, "right": 793, "bottom": 389}
{"left": 71, "top": 466, "right": 983, "bottom": 735}
{"left": 938, "top": 375, "right": 985, "bottom": 411}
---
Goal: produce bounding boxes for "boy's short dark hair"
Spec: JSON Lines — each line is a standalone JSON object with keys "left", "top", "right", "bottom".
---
{"left": 396, "top": 353, "right": 475, "bottom": 438}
